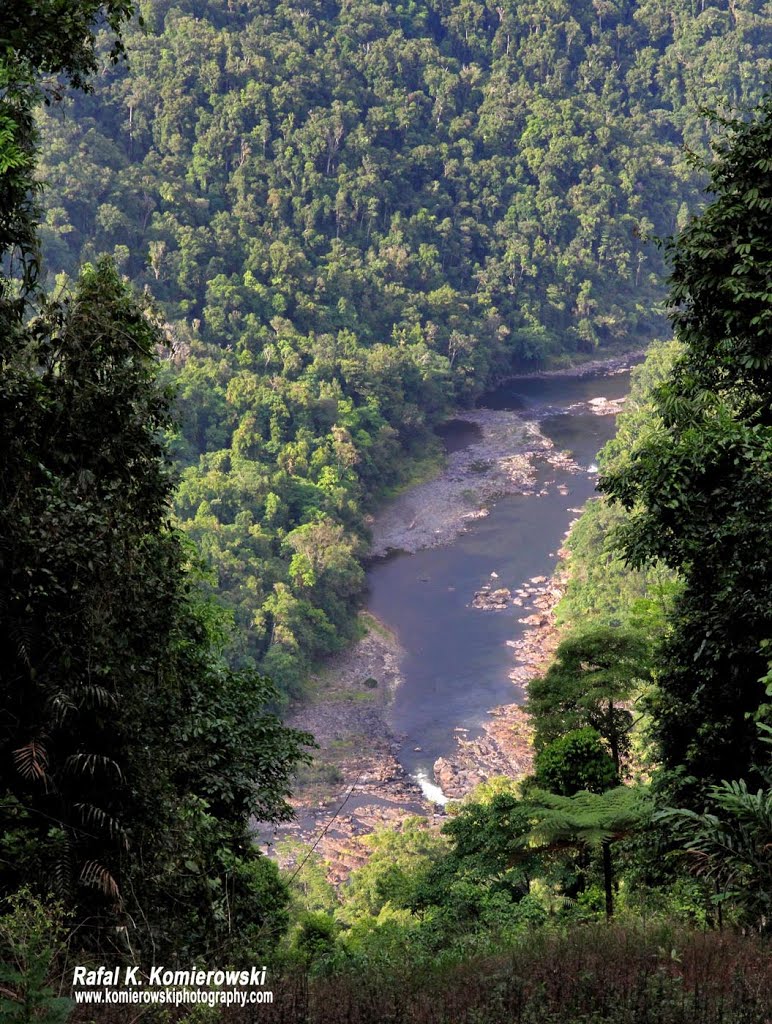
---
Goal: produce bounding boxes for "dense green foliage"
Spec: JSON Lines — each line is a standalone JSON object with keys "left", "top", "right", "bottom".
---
{"left": 0, "top": 257, "right": 310, "bottom": 959}
{"left": 1, "top": 2, "right": 310, "bottom": 964}
{"left": 3, "top": 2, "right": 772, "bottom": 1017}
{"left": 658, "top": 762, "right": 772, "bottom": 932}
{"left": 556, "top": 340, "right": 682, "bottom": 633}
{"left": 534, "top": 727, "right": 618, "bottom": 795}
{"left": 1, "top": 1, "right": 136, "bottom": 91}
{"left": 274, "top": 208, "right": 772, "bottom": 990}
{"left": 600, "top": 95, "right": 772, "bottom": 799}
{"left": 527, "top": 626, "right": 651, "bottom": 775}
{"left": 0, "top": 891, "right": 72, "bottom": 1024}
{"left": 35, "top": 0, "right": 772, "bottom": 693}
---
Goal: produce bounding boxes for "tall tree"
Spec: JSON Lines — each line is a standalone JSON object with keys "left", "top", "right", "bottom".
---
{"left": 0, "top": 2, "right": 311, "bottom": 957}
{"left": 0, "top": 259, "right": 311, "bottom": 954}
{"left": 600, "top": 96, "right": 772, "bottom": 801}
{"left": 526, "top": 626, "right": 651, "bottom": 776}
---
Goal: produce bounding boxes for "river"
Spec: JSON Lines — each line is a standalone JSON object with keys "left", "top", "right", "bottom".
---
{"left": 366, "top": 366, "right": 633, "bottom": 793}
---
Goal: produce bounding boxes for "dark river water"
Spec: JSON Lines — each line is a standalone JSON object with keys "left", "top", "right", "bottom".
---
{"left": 366, "top": 368, "right": 633, "bottom": 794}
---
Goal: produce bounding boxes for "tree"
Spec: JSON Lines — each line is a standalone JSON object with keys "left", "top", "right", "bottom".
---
{"left": 528, "top": 786, "right": 653, "bottom": 920}
{"left": 535, "top": 728, "right": 618, "bottom": 796}
{"left": 527, "top": 626, "right": 650, "bottom": 775}
{"left": 1, "top": 2, "right": 136, "bottom": 91}
{"left": 657, "top": 774, "right": 772, "bottom": 934}
{"left": 1, "top": 1, "right": 313, "bottom": 956}
{"left": 1, "top": 2, "right": 137, "bottom": 310}
{"left": 655, "top": 712, "right": 772, "bottom": 934}
{"left": 0, "top": 69, "right": 38, "bottom": 305}
{"left": 442, "top": 790, "right": 536, "bottom": 881}
{"left": 0, "top": 261, "right": 311, "bottom": 954}
{"left": 600, "top": 96, "right": 772, "bottom": 800}
{"left": 338, "top": 818, "right": 447, "bottom": 925}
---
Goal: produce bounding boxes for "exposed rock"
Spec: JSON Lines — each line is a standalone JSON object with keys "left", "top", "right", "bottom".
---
{"left": 587, "top": 395, "right": 626, "bottom": 415}
{"left": 431, "top": 704, "right": 534, "bottom": 800}
{"left": 505, "top": 351, "right": 643, "bottom": 381}
{"left": 371, "top": 409, "right": 554, "bottom": 557}
{"left": 429, "top": 544, "right": 575, "bottom": 802}
{"left": 472, "top": 587, "right": 512, "bottom": 610}
{"left": 258, "top": 613, "right": 432, "bottom": 880}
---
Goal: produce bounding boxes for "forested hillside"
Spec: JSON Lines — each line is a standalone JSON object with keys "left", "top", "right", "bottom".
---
{"left": 3, "top": 4, "right": 772, "bottom": 1017}
{"left": 1, "top": 0, "right": 311, "bottom": 973}
{"left": 37, "top": 0, "right": 772, "bottom": 694}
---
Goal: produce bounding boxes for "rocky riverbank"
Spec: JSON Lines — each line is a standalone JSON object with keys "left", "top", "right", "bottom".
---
{"left": 432, "top": 560, "right": 569, "bottom": 799}
{"left": 370, "top": 409, "right": 578, "bottom": 557}
{"left": 266, "top": 360, "right": 632, "bottom": 881}
{"left": 261, "top": 615, "right": 434, "bottom": 882}
{"left": 428, "top": 388, "right": 629, "bottom": 799}
{"left": 504, "top": 350, "right": 644, "bottom": 381}
{"left": 269, "top": 549, "right": 575, "bottom": 869}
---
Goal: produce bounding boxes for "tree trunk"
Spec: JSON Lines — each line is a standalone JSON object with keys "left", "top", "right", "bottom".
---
{"left": 609, "top": 699, "right": 621, "bottom": 776}
{"left": 602, "top": 841, "right": 613, "bottom": 920}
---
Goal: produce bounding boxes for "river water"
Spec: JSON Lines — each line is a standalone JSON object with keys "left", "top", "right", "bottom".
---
{"left": 366, "top": 367, "right": 633, "bottom": 791}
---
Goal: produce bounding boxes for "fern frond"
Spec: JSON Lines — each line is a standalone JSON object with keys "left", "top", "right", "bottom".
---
{"left": 79, "top": 860, "right": 121, "bottom": 905}
{"left": 50, "top": 829, "right": 74, "bottom": 901}
{"left": 12, "top": 740, "right": 48, "bottom": 782}
{"left": 65, "top": 753, "right": 122, "bottom": 780}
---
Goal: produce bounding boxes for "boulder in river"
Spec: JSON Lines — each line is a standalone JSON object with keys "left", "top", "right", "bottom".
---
{"left": 472, "top": 587, "right": 512, "bottom": 610}
{"left": 519, "top": 613, "right": 549, "bottom": 626}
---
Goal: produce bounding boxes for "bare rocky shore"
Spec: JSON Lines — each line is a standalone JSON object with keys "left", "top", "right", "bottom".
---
{"left": 433, "top": 561, "right": 569, "bottom": 799}
{"left": 370, "top": 409, "right": 578, "bottom": 557}
{"left": 430, "top": 390, "right": 628, "bottom": 799}
{"left": 267, "top": 364, "right": 631, "bottom": 880}
{"left": 505, "top": 350, "right": 643, "bottom": 381}
{"left": 264, "top": 617, "right": 435, "bottom": 883}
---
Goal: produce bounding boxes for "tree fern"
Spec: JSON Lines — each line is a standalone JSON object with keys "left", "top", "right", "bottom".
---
{"left": 657, "top": 777, "right": 772, "bottom": 931}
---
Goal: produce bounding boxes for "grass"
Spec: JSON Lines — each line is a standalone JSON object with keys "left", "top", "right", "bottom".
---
{"left": 75, "top": 923, "right": 770, "bottom": 1023}
{"left": 376, "top": 436, "right": 446, "bottom": 503}
{"left": 357, "top": 611, "right": 396, "bottom": 642}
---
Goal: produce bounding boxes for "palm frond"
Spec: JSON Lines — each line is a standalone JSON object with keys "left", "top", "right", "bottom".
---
{"left": 73, "top": 803, "right": 127, "bottom": 845}
{"left": 75, "top": 684, "right": 117, "bottom": 710}
{"left": 12, "top": 740, "right": 48, "bottom": 782}
{"left": 65, "top": 753, "right": 122, "bottom": 780}
{"left": 79, "top": 860, "right": 121, "bottom": 905}
{"left": 9, "top": 622, "right": 33, "bottom": 668}
{"left": 48, "top": 692, "right": 77, "bottom": 726}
